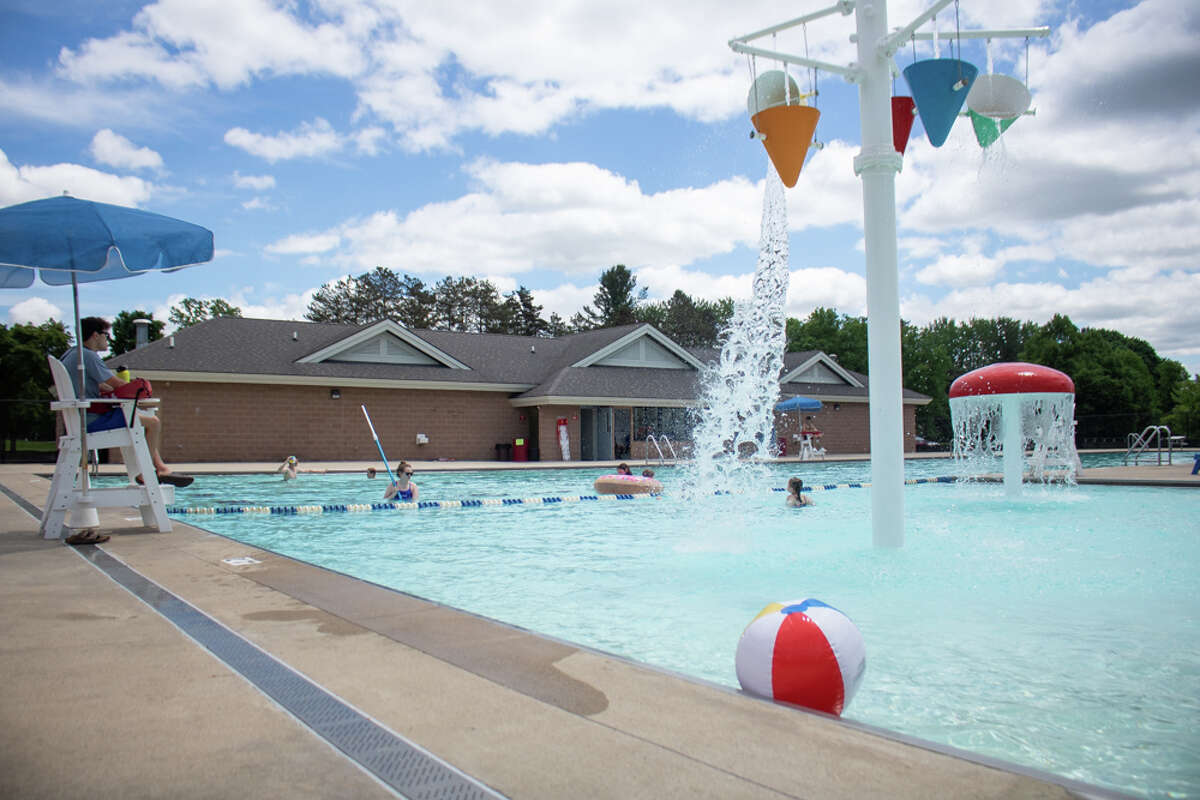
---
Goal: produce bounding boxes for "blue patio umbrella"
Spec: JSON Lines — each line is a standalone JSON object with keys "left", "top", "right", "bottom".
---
{"left": 775, "top": 395, "right": 822, "bottom": 413}
{"left": 0, "top": 194, "right": 214, "bottom": 502}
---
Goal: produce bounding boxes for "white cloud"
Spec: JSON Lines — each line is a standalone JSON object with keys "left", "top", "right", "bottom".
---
{"left": 264, "top": 231, "right": 341, "bottom": 255}
{"left": 352, "top": 126, "right": 387, "bottom": 156}
{"left": 241, "top": 196, "right": 274, "bottom": 211}
{"left": 224, "top": 118, "right": 343, "bottom": 162}
{"left": 0, "top": 77, "right": 166, "bottom": 128}
{"left": 263, "top": 159, "right": 763, "bottom": 275}
{"left": 57, "top": 0, "right": 365, "bottom": 90}
{"left": 530, "top": 281, "right": 595, "bottom": 320}
{"left": 155, "top": 287, "right": 315, "bottom": 333}
{"left": 232, "top": 171, "right": 275, "bottom": 191}
{"left": 902, "top": 267, "right": 1200, "bottom": 365}
{"left": 90, "top": 129, "right": 164, "bottom": 172}
{"left": 7, "top": 296, "right": 65, "bottom": 325}
{"left": 915, "top": 251, "right": 1003, "bottom": 288}
{"left": 894, "top": 0, "right": 1200, "bottom": 278}
{"left": 0, "top": 148, "right": 155, "bottom": 207}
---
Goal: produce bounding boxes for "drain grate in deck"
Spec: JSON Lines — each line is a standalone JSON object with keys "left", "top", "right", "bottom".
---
{"left": 82, "top": 547, "right": 505, "bottom": 800}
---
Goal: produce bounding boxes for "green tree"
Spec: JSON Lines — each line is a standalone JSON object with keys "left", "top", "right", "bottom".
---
{"left": 395, "top": 274, "right": 437, "bottom": 328}
{"left": 639, "top": 290, "right": 734, "bottom": 349}
{"left": 110, "top": 310, "right": 164, "bottom": 355}
{"left": 547, "top": 312, "right": 572, "bottom": 337}
{"left": 168, "top": 297, "right": 243, "bottom": 329}
{"left": 785, "top": 307, "right": 868, "bottom": 373}
{"left": 305, "top": 267, "right": 435, "bottom": 327}
{"left": 1021, "top": 315, "right": 1168, "bottom": 441}
{"left": 503, "top": 286, "right": 550, "bottom": 337}
{"left": 578, "top": 265, "right": 646, "bottom": 328}
{"left": 1164, "top": 378, "right": 1200, "bottom": 441}
{"left": 901, "top": 317, "right": 957, "bottom": 443}
{"left": 0, "top": 320, "right": 70, "bottom": 455}
{"left": 432, "top": 276, "right": 506, "bottom": 333}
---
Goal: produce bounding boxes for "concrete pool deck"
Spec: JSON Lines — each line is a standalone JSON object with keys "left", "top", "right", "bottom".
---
{"left": 2, "top": 456, "right": 1184, "bottom": 799}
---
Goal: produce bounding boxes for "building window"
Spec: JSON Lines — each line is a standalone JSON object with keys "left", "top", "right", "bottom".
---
{"left": 633, "top": 407, "right": 691, "bottom": 441}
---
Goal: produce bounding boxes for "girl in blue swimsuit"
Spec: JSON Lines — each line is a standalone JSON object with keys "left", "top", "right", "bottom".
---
{"left": 384, "top": 461, "right": 419, "bottom": 501}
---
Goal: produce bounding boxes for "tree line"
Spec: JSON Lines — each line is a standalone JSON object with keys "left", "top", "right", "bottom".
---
{"left": 2, "top": 266, "right": 1197, "bottom": 455}
{"left": 302, "top": 265, "right": 735, "bottom": 348}
{"left": 789, "top": 308, "right": 1195, "bottom": 445}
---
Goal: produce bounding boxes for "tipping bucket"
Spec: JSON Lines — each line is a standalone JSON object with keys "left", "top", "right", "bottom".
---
{"left": 751, "top": 105, "right": 820, "bottom": 188}
{"left": 891, "top": 96, "right": 916, "bottom": 155}
{"left": 967, "top": 74, "right": 1031, "bottom": 120}
{"left": 903, "top": 59, "right": 978, "bottom": 147}
{"left": 969, "top": 109, "right": 1017, "bottom": 148}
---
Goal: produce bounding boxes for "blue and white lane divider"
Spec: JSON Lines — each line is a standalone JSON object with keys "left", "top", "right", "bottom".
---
{"left": 166, "top": 476, "right": 957, "bottom": 516}
{"left": 168, "top": 493, "right": 659, "bottom": 515}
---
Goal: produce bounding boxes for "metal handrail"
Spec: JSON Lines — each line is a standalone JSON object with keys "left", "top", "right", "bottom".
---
{"left": 1124, "top": 425, "right": 1173, "bottom": 465}
{"left": 645, "top": 434, "right": 678, "bottom": 466}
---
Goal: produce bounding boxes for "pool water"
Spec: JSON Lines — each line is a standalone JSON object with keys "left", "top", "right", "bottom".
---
{"left": 154, "top": 456, "right": 1199, "bottom": 799}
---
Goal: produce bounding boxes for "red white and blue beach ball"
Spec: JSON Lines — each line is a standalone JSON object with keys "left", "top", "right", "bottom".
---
{"left": 735, "top": 598, "right": 866, "bottom": 716}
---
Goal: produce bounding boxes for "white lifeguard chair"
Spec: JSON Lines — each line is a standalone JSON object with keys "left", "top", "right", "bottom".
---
{"left": 40, "top": 355, "right": 173, "bottom": 539}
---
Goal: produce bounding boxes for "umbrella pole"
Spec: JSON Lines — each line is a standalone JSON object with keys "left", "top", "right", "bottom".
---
{"left": 72, "top": 273, "right": 90, "bottom": 496}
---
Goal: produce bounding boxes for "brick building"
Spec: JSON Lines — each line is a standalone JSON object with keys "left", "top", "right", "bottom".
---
{"left": 109, "top": 318, "right": 929, "bottom": 463}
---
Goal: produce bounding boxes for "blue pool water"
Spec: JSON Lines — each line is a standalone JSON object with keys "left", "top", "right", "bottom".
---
{"left": 155, "top": 455, "right": 1199, "bottom": 798}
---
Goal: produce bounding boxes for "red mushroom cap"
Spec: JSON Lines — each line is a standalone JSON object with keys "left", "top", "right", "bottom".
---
{"left": 949, "top": 362, "right": 1074, "bottom": 398}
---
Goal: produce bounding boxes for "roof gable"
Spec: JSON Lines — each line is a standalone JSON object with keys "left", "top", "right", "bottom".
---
{"left": 780, "top": 353, "right": 863, "bottom": 387}
{"left": 571, "top": 324, "right": 703, "bottom": 370}
{"left": 296, "top": 320, "right": 469, "bottom": 369}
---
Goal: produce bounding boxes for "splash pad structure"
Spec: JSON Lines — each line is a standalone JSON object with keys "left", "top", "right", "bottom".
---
{"left": 950, "top": 362, "right": 1079, "bottom": 494}
{"left": 730, "top": 3, "right": 1049, "bottom": 546}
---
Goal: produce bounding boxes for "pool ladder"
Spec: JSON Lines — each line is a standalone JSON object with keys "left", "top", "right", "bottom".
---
{"left": 645, "top": 434, "right": 678, "bottom": 466}
{"left": 1124, "top": 425, "right": 1174, "bottom": 465}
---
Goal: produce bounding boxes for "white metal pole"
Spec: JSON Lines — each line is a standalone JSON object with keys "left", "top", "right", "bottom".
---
{"left": 852, "top": 1, "right": 905, "bottom": 547}
{"left": 1003, "top": 394, "right": 1023, "bottom": 495}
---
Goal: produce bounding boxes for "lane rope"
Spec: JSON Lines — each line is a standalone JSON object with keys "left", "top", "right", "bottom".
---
{"left": 166, "top": 476, "right": 957, "bottom": 516}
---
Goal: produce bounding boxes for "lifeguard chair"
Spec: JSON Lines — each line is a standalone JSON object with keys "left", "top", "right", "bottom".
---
{"left": 41, "top": 355, "right": 173, "bottom": 539}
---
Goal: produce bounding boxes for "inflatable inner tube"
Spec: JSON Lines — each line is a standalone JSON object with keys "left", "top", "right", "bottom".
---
{"left": 593, "top": 474, "right": 663, "bottom": 495}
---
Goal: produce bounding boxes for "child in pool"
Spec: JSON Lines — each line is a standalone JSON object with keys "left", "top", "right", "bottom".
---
{"left": 276, "top": 456, "right": 326, "bottom": 480}
{"left": 786, "top": 477, "right": 813, "bottom": 507}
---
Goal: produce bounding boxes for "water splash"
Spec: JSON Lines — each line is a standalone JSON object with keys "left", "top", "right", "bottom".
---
{"left": 685, "top": 165, "right": 790, "bottom": 496}
{"left": 950, "top": 392, "right": 1080, "bottom": 489}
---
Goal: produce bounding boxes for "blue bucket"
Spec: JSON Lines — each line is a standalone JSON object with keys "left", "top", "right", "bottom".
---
{"left": 903, "top": 59, "right": 978, "bottom": 147}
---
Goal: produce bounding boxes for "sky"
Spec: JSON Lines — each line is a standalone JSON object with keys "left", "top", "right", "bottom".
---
{"left": 1, "top": 0, "right": 1197, "bottom": 376}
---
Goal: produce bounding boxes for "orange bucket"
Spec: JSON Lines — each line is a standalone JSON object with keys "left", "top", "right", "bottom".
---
{"left": 751, "top": 105, "right": 820, "bottom": 188}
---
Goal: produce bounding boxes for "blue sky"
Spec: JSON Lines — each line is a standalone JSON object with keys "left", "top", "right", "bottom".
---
{"left": 1, "top": 0, "right": 1197, "bottom": 375}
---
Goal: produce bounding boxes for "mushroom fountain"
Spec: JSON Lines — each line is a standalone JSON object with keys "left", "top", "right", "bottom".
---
{"left": 949, "top": 362, "right": 1078, "bottom": 494}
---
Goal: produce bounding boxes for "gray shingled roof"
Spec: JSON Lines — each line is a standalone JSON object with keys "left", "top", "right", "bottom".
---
{"left": 110, "top": 317, "right": 928, "bottom": 403}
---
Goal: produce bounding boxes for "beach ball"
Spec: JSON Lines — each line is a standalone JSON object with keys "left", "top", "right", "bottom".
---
{"left": 735, "top": 598, "right": 866, "bottom": 716}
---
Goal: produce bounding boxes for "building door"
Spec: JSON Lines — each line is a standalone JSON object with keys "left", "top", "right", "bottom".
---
{"left": 578, "top": 407, "right": 614, "bottom": 461}
{"left": 594, "top": 407, "right": 613, "bottom": 460}
{"left": 580, "top": 408, "right": 595, "bottom": 460}
{"left": 613, "top": 407, "right": 631, "bottom": 459}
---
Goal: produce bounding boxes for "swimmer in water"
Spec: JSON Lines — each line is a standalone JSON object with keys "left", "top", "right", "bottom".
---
{"left": 383, "top": 461, "right": 419, "bottom": 502}
{"left": 277, "top": 456, "right": 299, "bottom": 481}
{"left": 275, "top": 456, "right": 325, "bottom": 480}
{"left": 786, "top": 476, "right": 813, "bottom": 508}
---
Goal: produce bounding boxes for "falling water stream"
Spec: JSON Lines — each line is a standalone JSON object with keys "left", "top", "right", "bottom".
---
{"left": 686, "top": 165, "right": 790, "bottom": 496}
{"left": 951, "top": 392, "right": 1080, "bottom": 490}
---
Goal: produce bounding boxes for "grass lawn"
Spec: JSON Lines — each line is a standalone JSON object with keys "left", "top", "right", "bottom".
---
{"left": 14, "top": 440, "right": 56, "bottom": 453}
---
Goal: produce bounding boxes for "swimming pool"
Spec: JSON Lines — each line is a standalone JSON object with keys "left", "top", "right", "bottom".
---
{"left": 157, "top": 456, "right": 1199, "bottom": 799}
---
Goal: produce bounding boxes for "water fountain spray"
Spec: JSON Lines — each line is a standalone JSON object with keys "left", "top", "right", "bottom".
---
{"left": 686, "top": 166, "right": 790, "bottom": 496}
